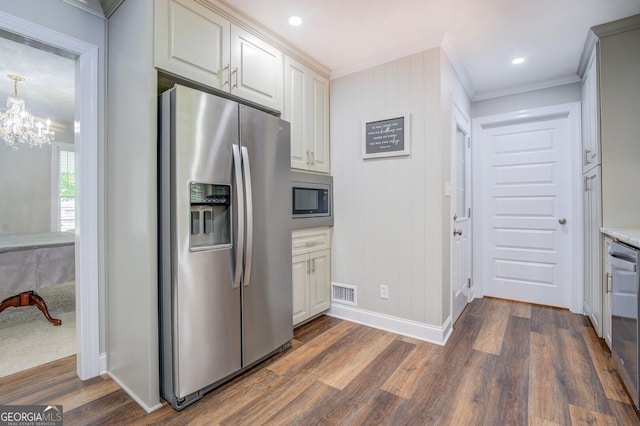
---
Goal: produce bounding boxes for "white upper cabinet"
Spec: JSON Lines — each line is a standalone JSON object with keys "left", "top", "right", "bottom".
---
{"left": 155, "top": 0, "right": 283, "bottom": 112}
{"left": 581, "top": 44, "right": 599, "bottom": 174}
{"left": 155, "top": 0, "right": 230, "bottom": 90}
{"left": 284, "top": 56, "right": 330, "bottom": 173}
{"left": 230, "top": 26, "right": 283, "bottom": 112}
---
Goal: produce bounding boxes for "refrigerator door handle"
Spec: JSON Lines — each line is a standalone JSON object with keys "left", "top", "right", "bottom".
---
{"left": 241, "top": 146, "right": 253, "bottom": 287}
{"left": 232, "top": 144, "right": 244, "bottom": 289}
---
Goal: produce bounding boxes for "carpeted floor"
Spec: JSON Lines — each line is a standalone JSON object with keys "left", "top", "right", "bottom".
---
{"left": 0, "top": 281, "right": 76, "bottom": 378}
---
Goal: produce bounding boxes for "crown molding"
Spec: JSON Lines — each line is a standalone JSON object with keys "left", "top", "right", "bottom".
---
{"left": 441, "top": 32, "right": 475, "bottom": 100}
{"left": 577, "top": 14, "right": 640, "bottom": 78}
{"left": 100, "top": 0, "right": 125, "bottom": 18}
{"left": 577, "top": 30, "right": 598, "bottom": 79}
{"left": 62, "top": 0, "right": 105, "bottom": 18}
{"left": 472, "top": 75, "right": 581, "bottom": 102}
{"left": 592, "top": 14, "right": 640, "bottom": 38}
{"left": 330, "top": 33, "right": 444, "bottom": 80}
{"left": 201, "top": 0, "right": 331, "bottom": 78}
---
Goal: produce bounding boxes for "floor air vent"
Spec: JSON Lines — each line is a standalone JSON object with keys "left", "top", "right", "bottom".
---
{"left": 332, "top": 283, "right": 357, "bottom": 306}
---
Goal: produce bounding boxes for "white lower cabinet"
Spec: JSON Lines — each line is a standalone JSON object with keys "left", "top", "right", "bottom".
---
{"left": 292, "top": 228, "right": 331, "bottom": 326}
{"left": 583, "top": 166, "right": 602, "bottom": 335}
{"left": 603, "top": 237, "right": 612, "bottom": 350}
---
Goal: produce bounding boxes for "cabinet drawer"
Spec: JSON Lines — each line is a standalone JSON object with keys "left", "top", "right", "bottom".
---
{"left": 292, "top": 227, "right": 331, "bottom": 255}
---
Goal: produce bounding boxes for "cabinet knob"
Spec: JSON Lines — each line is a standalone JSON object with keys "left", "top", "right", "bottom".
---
{"left": 558, "top": 218, "right": 567, "bottom": 225}
{"left": 453, "top": 229, "right": 462, "bottom": 236}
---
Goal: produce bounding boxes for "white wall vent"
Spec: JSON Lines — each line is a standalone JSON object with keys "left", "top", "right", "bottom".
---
{"left": 332, "top": 283, "right": 357, "bottom": 306}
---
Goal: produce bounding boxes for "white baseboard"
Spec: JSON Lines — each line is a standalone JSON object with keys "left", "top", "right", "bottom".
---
{"left": 107, "top": 372, "right": 163, "bottom": 413}
{"left": 99, "top": 352, "right": 107, "bottom": 374}
{"left": 328, "top": 303, "right": 452, "bottom": 346}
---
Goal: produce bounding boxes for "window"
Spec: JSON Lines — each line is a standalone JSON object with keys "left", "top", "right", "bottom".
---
{"left": 52, "top": 142, "right": 75, "bottom": 232}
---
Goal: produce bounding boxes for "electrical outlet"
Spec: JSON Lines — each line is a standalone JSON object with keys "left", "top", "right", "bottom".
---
{"left": 380, "top": 285, "right": 389, "bottom": 299}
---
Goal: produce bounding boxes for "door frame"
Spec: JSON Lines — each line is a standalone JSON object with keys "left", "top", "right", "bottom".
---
{"left": 471, "top": 102, "right": 583, "bottom": 313}
{"left": 450, "top": 102, "right": 472, "bottom": 323}
{"left": 0, "top": 11, "right": 101, "bottom": 379}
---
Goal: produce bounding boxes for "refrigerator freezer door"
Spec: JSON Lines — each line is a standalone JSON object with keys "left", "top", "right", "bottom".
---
{"left": 171, "top": 85, "right": 242, "bottom": 398}
{"left": 239, "top": 105, "right": 293, "bottom": 367}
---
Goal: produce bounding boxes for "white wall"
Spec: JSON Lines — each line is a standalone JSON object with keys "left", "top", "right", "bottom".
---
{"left": 0, "top": 0, "right": 107, "bottom": 356}
{"left": 472, "top": 83, "right": 581, "bottom": 118}
{"left": 331, "top": 47, "right": 470, "bottom": 331}
{"left": 0, "top": 143, "right": 52, "bottom": 234}
{"left": 0, "top": 122, "right": 74, "bottom": 234}
{"left": 106, "top": 0, "right": 160, "bottom": 412}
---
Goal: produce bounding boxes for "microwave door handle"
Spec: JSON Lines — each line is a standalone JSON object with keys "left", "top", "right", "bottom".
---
{"left": 232, "top": 144, "right": 244, "bottom": 289}
{"left": 241, "top": 146, "right": 253, "bottom": 287}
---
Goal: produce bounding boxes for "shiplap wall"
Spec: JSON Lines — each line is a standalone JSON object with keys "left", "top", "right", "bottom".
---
{"left": 331, "top": 48, "right": 470, "bottom": 328}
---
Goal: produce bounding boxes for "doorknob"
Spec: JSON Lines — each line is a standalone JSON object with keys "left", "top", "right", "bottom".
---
{"left": 453, "top": 229, "right": 462, "bottom": 236}
{"left": 558, "top": 218, "right": 567, "bottom": 225}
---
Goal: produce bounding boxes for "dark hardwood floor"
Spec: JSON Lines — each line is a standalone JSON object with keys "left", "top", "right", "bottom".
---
{"left": 1, "top": 297, "right": 639, "bottom": 425}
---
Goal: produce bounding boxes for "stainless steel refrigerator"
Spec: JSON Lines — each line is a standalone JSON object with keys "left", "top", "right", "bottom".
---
{"left": 158, "top": 84, "right": 292, "bottom": 410}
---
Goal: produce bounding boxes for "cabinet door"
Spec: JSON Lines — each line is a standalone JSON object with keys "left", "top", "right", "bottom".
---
{"left": 155, "top": 0, "right": 230, "bottom": 90}
{"left": 307, "top": 74, "right": 330, "bottom": 174}
{"left": 603, "top": 238, "right": 612, "bottom": 350}
{"left": 583, "top": 173, "right": 594, "bottom": 319}
{"left": 284, "top": 56, "right": 308, "bottom": 170}
{"left": 309, "top": 249, "right": 331, "bottom": 316}
{"left": 583, "top": 166, "right": 602, "bottom": 335}
{"left": 284, "top": 56, "right": 330, "bottom": 173}
{"left": 582, "top": 45, "right": 599, "bottom": 173}
{"left": 292, "top": 253, "right": 310, "bottom": 325}
{"left": 230, "top": 25, "right": 283, "bottom": 112}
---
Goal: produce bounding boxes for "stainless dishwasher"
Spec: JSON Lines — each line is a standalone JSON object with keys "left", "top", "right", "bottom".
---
{"left": 610, "top": 240, "right": 640, "bottom": 409}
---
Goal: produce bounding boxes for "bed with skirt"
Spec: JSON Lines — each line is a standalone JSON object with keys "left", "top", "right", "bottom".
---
{"left": 0, "top": 232, "right": 75, "bottom": 325}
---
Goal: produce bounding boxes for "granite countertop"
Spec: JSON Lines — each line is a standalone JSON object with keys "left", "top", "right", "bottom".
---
{"left": 601, "top": 228, "right": 640, "bottom": 249}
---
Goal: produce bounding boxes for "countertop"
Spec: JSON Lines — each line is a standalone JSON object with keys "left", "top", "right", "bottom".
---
{"left": 601, "top": 228, "right": 640, "bottom": 249}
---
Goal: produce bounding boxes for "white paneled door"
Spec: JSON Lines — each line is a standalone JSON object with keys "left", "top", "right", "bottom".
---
{"left": 452, "top": 108, "right": 472, "bottom": 324}
{"left": 477, "top": 108, "right": 575, "bottom": 308}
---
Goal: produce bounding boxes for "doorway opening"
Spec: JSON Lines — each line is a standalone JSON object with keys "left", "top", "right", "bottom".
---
{"left": 0, "top": 31, "right": 77, "bottom": 378}
{"left": 451, "top": 105, "right": 472, "bottom": 325}
{"left": 0, "top": 11, "right": 101, "bottom": 380}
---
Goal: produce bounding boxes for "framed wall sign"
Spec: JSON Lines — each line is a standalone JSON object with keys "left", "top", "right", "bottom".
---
{"left": 362, "top": 113, "right": 410, "bottom": 159}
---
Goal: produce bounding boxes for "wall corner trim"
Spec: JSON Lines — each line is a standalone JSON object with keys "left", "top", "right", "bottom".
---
{"left": 327, "top": 303, "right": 451, "bottom": 346}
{"left": 107, "top": 372, "right": 163, "bottom": 414}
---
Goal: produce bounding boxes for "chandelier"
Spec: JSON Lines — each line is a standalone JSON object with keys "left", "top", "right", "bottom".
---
{"left": 0, "top": 74, "right": 55, "bottom": 150}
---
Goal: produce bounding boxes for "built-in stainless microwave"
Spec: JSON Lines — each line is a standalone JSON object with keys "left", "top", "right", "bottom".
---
{"left": 291, "top": 171, "right": 333, "bottom": 229}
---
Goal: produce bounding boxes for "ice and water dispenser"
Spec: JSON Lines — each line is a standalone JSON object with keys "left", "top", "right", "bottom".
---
{"left": 189, "top": 182, "right": 231, "bottom": 250}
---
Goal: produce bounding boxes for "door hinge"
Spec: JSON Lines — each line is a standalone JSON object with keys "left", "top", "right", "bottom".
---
{"left": 583, "top": 176, "right": 590, "bottom": 192}
{"left": 468, "top": 207, "right": 471, "bottom": 218}
{"left": 467, "top": 278, "right": 472, "bottom": 288}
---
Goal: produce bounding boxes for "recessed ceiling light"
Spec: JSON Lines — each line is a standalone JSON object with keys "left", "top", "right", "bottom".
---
{"left": 512, "top": 57, "right": 525, "bottom": 65}
{"left": 288, "top": 16, "right": 302, "bottom": 26}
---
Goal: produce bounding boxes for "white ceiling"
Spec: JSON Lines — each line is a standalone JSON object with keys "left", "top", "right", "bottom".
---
{"left": 223, "top": 0, "right": 640, "bottom": 99}
{"left": 0, "top": 35, "right": 75, "bottom": 140}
